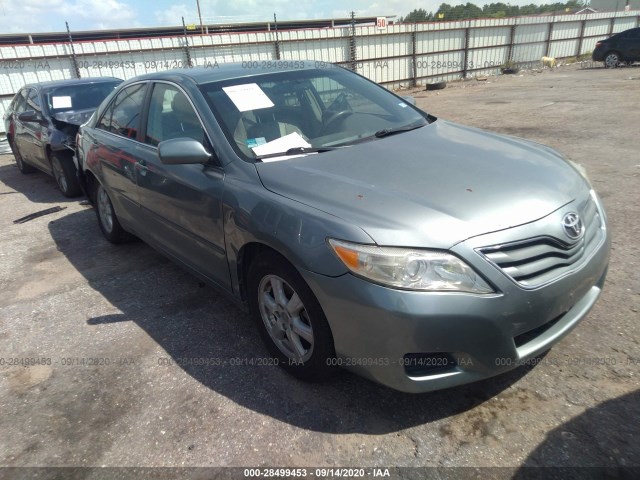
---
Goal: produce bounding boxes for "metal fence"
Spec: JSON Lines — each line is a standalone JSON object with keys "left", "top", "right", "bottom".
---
{"left": 0, "top": 10, "right": 638, "bottom": 134}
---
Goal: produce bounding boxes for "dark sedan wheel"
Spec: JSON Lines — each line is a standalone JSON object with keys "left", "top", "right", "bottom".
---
{"left": 604, "top": 52, "right": 621, "bottom": 68}
{"left": 95, "top": 184, "right": 132, "bottom": 244}
{"left": 10, "top": 141, "right": 36, "bottom": 174}
{"left": 50, "top": 153, "right": 82, "bottom": 197}
{"left": 248, "top": 252, "right": 336, "bottom": 381}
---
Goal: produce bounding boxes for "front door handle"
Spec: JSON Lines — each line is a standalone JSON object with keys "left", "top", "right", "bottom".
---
{"left": 137, "top": 158, "right": 148, "bottom": 177}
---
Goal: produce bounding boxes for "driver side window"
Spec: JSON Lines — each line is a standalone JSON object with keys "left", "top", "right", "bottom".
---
{"left": 27, "top": 89, "right": 42, "bottom": 113}
{"left": 145, "top": 83, "right": 206, "bottom": 147}
{"left": 12, "top": 90, "right": 28, "bottom": 114}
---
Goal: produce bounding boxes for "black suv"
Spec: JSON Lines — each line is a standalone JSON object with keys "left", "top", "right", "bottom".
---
{"left": 592, "top": 27, "right": 640, "bottom": 68}
{"left": 3, "top": 78, "right": 122, "bottom": 197}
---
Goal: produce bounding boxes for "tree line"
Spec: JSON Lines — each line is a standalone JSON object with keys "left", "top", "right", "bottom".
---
{"left": 399, "top": 1, "right": 587, "bottom": 22}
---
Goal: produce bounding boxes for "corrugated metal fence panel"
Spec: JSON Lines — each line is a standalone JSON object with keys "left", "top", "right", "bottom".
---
{"left": 415, "top": 29, "right": 465, "bottom": 55}
{"left": 549, "top": 39, "right": 580, "bottom": 58}
{"left": 0, "top": 58, "right": 76, "bottom": 93}
{"left": 469, "top": 46, "right": 510, "bottom": 70}
{"left": 551, "top": 21, "right": 582, "bottom": 40}
{"left": 356, "top": 32, "right": 411, "bottom": 61}
{"left": 584, "top": 18, "right": 615, "bottom": 37}
{"left": 282, "top": 36, "right": 349, "bottom": 63}
{"left": 512, "top": 42, "right": 547, "bottom": 62}
{"left": 468, "top": 26, "right": 511, "bottom": 48}
{"left": 612, "top": 16, "right": 639, "bottom": 32}
{"left": 514, "top": 23, "right": 549, "bottom": 45}
{"left": 2, "top": 11, "right": 640, "bottom": 133}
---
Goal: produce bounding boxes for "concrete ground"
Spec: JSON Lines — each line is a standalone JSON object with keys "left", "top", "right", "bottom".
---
{"left": 0, "top": 63, "right": 638, "bottom": 477}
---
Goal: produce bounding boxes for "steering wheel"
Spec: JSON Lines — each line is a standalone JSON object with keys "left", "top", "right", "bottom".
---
{"left": 322, "top": 109, "right": 353, "bottom": 133}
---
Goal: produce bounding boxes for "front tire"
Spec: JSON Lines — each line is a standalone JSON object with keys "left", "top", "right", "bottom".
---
{"left": 604, "top": 51, "right": 621, "bottom": 68}
{"left": 51, "top": 153, "right": 82, "bottom": 197}
{"left": 10, "top": 140, "right": 36, "bottom": 174}
{"left": 247, "top": 252, "right": 336, "bottom": 381}
{"left": 95, "top": 184, "right": 132, "bottom": 244}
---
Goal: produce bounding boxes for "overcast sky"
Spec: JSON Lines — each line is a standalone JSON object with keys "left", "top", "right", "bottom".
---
{"left": 0, "top": 0, "right": 579, "bottom": 34}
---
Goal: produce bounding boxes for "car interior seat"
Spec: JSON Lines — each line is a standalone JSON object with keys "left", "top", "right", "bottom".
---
{"left": 163, "top": 93, "right": 205, "bottom": 143}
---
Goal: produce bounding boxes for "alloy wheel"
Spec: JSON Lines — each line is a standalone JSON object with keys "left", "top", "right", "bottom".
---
{"left": 97, "top": 187, "right": 114, "bottom": 233}
{"left": 604, "top": 52, "right": 620, "bottom": 68}
{"left": 51, "top": 156, "right": 68, "bottom": 193}
{"left": 258, "top": 274, "right": 314, "bottom": 363}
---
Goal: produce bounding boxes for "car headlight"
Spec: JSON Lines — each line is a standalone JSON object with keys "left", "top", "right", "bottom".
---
{"left": 328, "top": 239, "right": 494, "bottom": 293}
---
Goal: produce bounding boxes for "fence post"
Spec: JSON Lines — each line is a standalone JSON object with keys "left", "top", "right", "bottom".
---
{"left": 576, "top": 19, "right": 586, "bottom": 57}
{"left": 349, "top": 11, "right": 357, "bottom": 71}
{"left": 65, "top": 22, "right": 81, "bottom": 79}
{"left": 411, "top": 24, "right": 417, "bottom": 87}
{"left": 545, "top": 21, "right": 554, "bottom": 57}
{"left": 181, "top": 17, "right": 193, "bottom": 67}
{"left": 608, "top": 17, "right": 615, "bottom": 37}
{"left": 273, "top": 13, "right": 281, "bottom": 60}
{"left": 462, "top": 24, "right": 470, "bottom": 78}
{"left": 506, "top": 24, "right": 516, "bottom": 64}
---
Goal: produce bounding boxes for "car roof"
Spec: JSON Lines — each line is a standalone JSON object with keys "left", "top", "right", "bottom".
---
{"left": 122, "top": 62, "right": 335, "bottom": 86}
{"left": 613, "top": 27, "right": 640, "bottom": 36}
{"left": 24, "top": 77, "right": 122, "bottom": 91}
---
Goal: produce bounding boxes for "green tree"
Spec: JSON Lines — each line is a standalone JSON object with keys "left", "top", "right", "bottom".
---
{"left": 400, "top": 8, "right": 433, "bottom": 22}
{"left": 402, "top": 1, "right": 588, "bottom": 22}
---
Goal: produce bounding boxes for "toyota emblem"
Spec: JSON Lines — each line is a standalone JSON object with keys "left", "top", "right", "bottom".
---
{"left": 562, "top": 212, "right": 584, "bottom": 240}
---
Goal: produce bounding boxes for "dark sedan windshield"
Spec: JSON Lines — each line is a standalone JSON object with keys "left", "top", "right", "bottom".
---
{"left": 44, "top": 81, "right": 121, "bottom": 114}
{"left": 199, "top": 67, "right": 427, "bottom": 160}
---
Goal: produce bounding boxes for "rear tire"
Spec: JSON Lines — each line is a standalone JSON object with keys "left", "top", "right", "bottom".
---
{"left": 604, "top": 51, "right": 621, "bottom": 68}
{"left": 95, "top": 183, "right": 133, "bottom": 244}
{"left": 10, "top": 140, "right": 36, "bottom": 174}
{"left": 51, "top": 152, "right": 82, "bottom": 197}
{"left": 247, "top": 252, "right": 336, "bottom": 381}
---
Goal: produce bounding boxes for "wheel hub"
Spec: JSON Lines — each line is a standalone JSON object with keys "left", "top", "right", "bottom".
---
{"left": 258, "top": 274, "right": 314, "bottom": 362}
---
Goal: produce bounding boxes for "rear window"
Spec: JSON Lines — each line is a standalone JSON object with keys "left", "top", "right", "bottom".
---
{"left": 44, "top": 81, "right": 122, "bottom": 113}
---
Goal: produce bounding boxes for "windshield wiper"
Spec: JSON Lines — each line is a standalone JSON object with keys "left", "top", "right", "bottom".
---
{"left": 255, "top": 146, "right": 344, "bottom": 160}
{"left": 374, "top": 122, "right": 426, "bottom": 138}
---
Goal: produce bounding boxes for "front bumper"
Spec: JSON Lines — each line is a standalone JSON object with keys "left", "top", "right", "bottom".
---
{"left": 301, "top": 208, "right": 611, "bottom": 393}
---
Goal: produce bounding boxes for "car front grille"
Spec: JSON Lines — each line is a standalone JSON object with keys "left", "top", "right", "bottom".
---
{"left": 478, "top": 196, "right": 604, "bottom": 288}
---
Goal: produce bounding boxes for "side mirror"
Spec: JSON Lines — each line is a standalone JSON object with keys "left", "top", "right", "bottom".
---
{"left": 401, "top": 96, "right": 416, "bottom": 106}
{"left": 18, "top": 110, "right": 43, "bottom": 123}
{"left": 158, "top": 138, "right": 212, "bottom": 165}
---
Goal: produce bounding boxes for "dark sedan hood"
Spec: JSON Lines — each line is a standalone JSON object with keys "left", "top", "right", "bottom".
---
{"left": 53, "top": 108, "right": 96, "bottom": 126}
{"left": 255, "top": 120, "right": 588, "bottom": 248}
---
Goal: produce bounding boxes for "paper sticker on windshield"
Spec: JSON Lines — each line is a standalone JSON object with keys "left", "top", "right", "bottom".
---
{"left": 223, "top": 83, "right": 274, "bottom": 112}
{"left": 398, "top": 102, "right": 408, "bottom": 108}
{"left": 252, "top": 132, "right": 311, "bottom": 161}
{"left": 246, "top": 137, "right": 267, "bottom": 148}
{"left": 52, "top": 96, "right": 72, "bottom": 109}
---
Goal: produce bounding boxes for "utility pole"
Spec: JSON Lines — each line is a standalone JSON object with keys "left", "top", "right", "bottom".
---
{"left": 349, "top": 11, "right": 357, "bottom": 71}
{"left": 65, "top": 21, "right": 81, "bottom": 78}
{"left": 196, "top": 0, "right": 204, "bottom": 34}
{"left": 274, "top": 13, "right": 281, "bottom": 60}
{"left": 182, "top": 16, "right": 193, "bottom": 67}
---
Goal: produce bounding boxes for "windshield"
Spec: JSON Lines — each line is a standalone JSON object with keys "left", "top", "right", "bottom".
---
{"left": 44, "top": 81, "right": 121, "bottom": 114}
{"left": 199, "top": 67, "right": 428, "bottom": 160}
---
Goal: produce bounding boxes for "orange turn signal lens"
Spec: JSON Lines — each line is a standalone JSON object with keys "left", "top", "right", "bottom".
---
{"left": 332, "top": 244, "right": 360, "bottom": 270}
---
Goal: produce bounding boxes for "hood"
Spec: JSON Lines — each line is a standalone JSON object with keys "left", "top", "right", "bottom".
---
{"left": 255, "top": 120, "right": 589, "bottom": 249}
{"left": 53, "top": 108, "right": 96, "bottom": 126}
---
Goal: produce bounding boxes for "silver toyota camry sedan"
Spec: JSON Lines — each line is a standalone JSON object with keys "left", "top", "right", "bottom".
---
{"left": 76, "top": 62, "right": 610, "bottom": 393}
